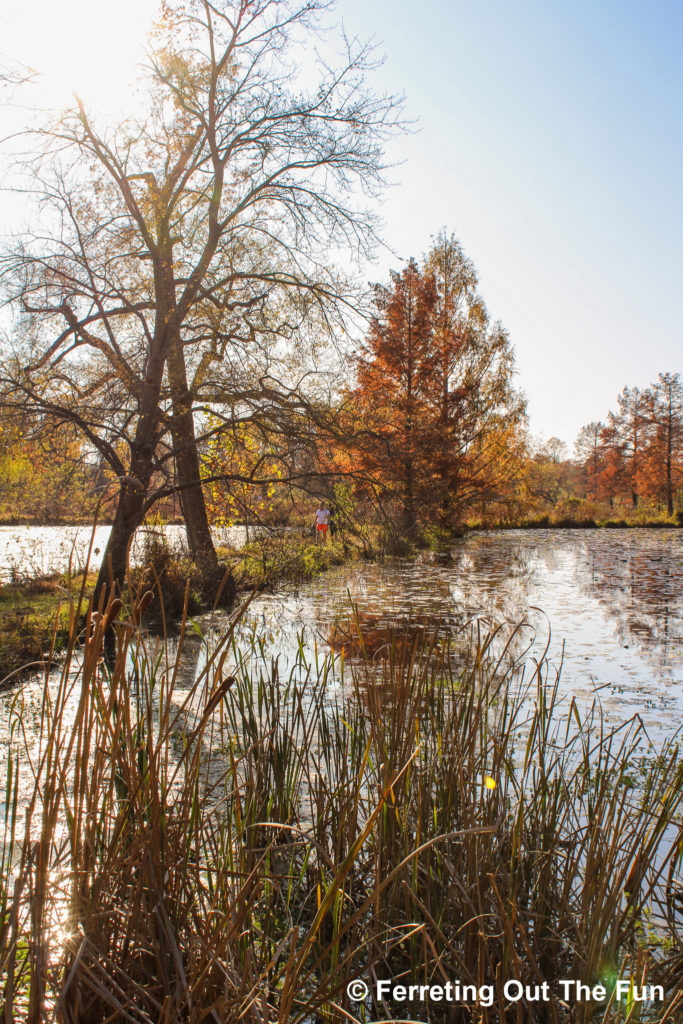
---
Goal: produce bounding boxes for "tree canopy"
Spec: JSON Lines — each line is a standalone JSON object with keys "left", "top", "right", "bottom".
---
{"left": 351, "top": 234, "right": 526, "bottom": 535}
{"left": 0, "top": 0, "right": 402, "bottom": 597}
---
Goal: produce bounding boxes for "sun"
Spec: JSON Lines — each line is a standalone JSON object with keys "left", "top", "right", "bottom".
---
{"left": 2, "top": 0, "right": 158, "bottom": 115}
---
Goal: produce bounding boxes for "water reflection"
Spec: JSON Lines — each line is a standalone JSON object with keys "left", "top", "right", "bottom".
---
{"left": 575, "top": 533, "right": 680, "bottom": 665}
{"left": 3, "top": 528, "right": 682, "bottom": 743}
{"left": 0, "top": 524, "right": 250, "bottom": 579}
{"left": 207, "top": 529, "right": 683, "bottom": 740}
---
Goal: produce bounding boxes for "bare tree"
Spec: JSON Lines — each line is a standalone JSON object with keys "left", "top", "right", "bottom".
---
{"left": 575, "top": 421, "right": 604, "bottom": 498}
{"left": 0, "top": 0, "right": 401, "bottom": 599}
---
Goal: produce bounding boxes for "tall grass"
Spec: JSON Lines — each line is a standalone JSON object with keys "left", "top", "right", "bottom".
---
{"left": 1, "top": 585, "right": 683, "bottom": 1022}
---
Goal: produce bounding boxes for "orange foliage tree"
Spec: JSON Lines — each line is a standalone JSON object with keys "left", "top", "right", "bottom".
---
{"left": 574, "top": 372, "right": 682, "bottom": 514}
{"left": 639, "top": 373, "right": 683, "bottom": 514}
{"left": 353, "top": 259, "right": 437, "bottom": 537}
{"left": 351, "top": 236, "right": 526, "bottom": 534}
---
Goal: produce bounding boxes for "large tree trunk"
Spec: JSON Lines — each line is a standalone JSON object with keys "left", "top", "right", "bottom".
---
{"left": 94, "top": 257, "right": 175, "bottom": 603}
{"left": 93, "top": 452, "right": 153, "bottom": 604}
{"left": 94, "top": 485, "right": 145, "bottom": 602}
{"left": 167, "top": 336, "right": 220, "bottom": 577}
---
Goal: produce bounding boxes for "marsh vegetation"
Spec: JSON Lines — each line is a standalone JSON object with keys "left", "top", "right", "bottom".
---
{"left": 1, "top": 569, "right": 683, "bottom": 1021}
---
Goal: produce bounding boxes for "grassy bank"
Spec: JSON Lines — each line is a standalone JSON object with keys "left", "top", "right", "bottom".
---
{"left": 465, "top": 501, "right": 682, "bottom": 532}
{"left": 0, "top": 533, "right": 360, "bottom": 683}
{"left": 221, "top": 532, "right": 362, "bottom": 591}
{"left": 2, "top": 594, "right": 683, "bottom": 1021}
{"left": 473, "top": 515, "right": 682, "bottom": 531}
{"left": 0, "top": 573, "right": 96, "bottom": 684}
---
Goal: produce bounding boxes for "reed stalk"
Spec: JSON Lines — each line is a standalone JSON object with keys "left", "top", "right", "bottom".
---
{"left": 0, "top": 586, "right": 682, "bottom": 1022}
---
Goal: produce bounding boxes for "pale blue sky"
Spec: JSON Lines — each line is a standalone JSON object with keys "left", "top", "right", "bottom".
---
{"left": 2, "top": 0, "right": 681, "bottom": 445}
{"left": 334, "top": 0, "right": 683, "bottom": 444}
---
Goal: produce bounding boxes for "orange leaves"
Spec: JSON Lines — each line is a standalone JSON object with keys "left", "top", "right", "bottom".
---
{"left": 349, "top": 238, "right": 524, "bottom": 531}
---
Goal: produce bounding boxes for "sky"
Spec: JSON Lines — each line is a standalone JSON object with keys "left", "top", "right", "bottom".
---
{"left": 1, "top": 0, "right": 681, "bottom": 447}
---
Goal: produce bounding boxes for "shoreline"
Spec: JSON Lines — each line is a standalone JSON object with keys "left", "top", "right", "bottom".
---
{"left": 1, "top": 521, "right": 680, "bottom": 684}
{"left": 2, "top": 516, "right": 679, "bottom": 531}
{"left": 0, "top": 533, "right": 358, "bottom": 683}
{"left": 473, "top": 517, "right": 681, "bottom": 531}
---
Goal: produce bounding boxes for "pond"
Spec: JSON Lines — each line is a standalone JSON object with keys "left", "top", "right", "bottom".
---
{"left": 204, "top": 528, "right": 683, "bottom": 740}
{"left": 2, "top": 527, "right": 681, "bottom": 741}
{"left": 1, "top": 527, "right": 681, "bottom": 906}
{"left": 0, "top": 523, "right": 251, "bottom": 579}
{"left": 4, "top": 528, "right": 681, "bottom": 1003}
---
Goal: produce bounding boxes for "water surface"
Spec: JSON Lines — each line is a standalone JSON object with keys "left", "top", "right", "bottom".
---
{"left": 2, "top": 527, "right": 681, "bottom": 740}
{"left": 0, "top": 523, "right": 250, "bottom": 579}
{"left": 214, "top": 529, "right": 683, "bottom": 739}
{"left": 2, "top": 528, "right": 681, "bottom": 862}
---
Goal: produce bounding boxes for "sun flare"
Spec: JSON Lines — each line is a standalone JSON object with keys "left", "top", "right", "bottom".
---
{"left": 2, "top": 0, "right": 158, "bottom": 115}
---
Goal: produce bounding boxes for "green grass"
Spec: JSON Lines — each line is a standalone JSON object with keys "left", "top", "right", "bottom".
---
{"left": 0, "top": 573, "right": 96, "bottom": 683}
{"left": 218, "top": 532, "right": 355, "bottom": 591}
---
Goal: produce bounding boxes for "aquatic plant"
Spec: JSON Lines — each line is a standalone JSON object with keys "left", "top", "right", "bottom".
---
{"left": 1, "top": 586, "right": 683, "bottom": 1022}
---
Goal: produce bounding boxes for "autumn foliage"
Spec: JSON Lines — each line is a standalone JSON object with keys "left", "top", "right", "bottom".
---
{"left": 575, "top": 373, "right": 683, "bottom": 515}
{"left": 350, "top": 234, "right": 526, "bottom": 535}
{"left": 1, "top": 221, "right": 679, "bottom": 537}
{"left": 0, "top": 411, "right": 105, "bottom": 522}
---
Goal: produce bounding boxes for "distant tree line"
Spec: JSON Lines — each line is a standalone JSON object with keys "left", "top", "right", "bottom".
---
{"left": 575, "top": 374, "right": 683, "bottom": 515}
{"left": 514, "top": 375, "right": 683, "bottom": 524}
{"left": 3, "top": 232, "right": 679, "bottom": 544}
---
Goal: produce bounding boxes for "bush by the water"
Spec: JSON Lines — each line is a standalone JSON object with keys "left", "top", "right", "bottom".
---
{"left": 222, "top": 531, "right": 350, "bottom": 590}
{"left": 131, "top": 530, "right": 236, "bottom": 624}
{"left": 1, "top": 596, "right": 683, "bottom": 1021}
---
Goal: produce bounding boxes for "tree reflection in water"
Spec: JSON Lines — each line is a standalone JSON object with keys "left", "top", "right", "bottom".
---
{"left": 214, "top": 528, "right": 682, "bottom": 739}
{"left": 574, "top": 532, "right": 681, "bottom": 667}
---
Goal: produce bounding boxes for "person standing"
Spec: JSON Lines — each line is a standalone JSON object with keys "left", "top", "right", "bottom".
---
{"left": 314, "top": 501, "right": 330, "bottom": 544}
